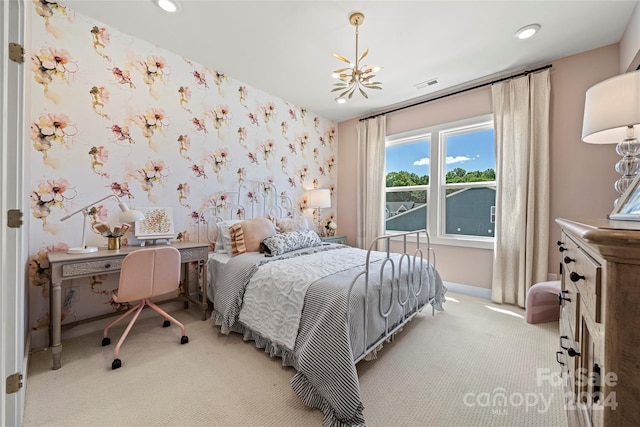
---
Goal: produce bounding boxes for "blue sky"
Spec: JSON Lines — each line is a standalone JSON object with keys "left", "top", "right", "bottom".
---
{"left": 386, "top": 129, "right": 495, "bottom": 175}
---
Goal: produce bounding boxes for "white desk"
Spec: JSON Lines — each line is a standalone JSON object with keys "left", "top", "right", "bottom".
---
{"left": 47, "top": 241, "right": 209, "bottom": 370}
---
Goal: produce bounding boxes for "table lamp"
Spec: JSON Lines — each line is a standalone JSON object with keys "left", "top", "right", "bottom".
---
{"left": 307, "top": 188, "right": 331, "bottom": 235}
{"left": 582, "top": 70, "right": 640, "bottom": 205}
{"left": 60, "top": 194, "right": 145, "bottom": 254}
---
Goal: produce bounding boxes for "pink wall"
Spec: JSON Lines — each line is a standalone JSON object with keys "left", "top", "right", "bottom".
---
{"left": 337, "top": 44, "right": 621, "bottom": 289}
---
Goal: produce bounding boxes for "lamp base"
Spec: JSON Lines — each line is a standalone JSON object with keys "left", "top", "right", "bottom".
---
{"left": 67, "top": 246, "right": 99, "bottom": 254}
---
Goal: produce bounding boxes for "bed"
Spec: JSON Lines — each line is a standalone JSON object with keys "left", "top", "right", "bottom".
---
{"left": 198, "top": 182, "right": 447, "bottom": 427}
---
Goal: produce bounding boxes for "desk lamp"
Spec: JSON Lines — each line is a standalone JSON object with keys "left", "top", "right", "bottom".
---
{"left": 60, "top": 194, "right": 144, "bottom": 254}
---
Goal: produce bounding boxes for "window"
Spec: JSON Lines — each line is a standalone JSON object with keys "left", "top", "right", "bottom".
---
{"left": 385, "top": 114, "right": 495, "bottom": 248}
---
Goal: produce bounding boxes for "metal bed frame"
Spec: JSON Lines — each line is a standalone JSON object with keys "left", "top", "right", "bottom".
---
{"left": 347, "top": 230, "right": 437, "bottom": 363}
{"left": 197, "top": 181, "right": 438, "bottom": 364}
{"left": 197, "top": 180, "right": 294, "bottom": 243}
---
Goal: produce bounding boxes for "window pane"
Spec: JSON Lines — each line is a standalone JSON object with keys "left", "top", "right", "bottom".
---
{"left": 444, "top": 187, "right": 496, "bottom": 237}
{"left": 386, "top": 190, "right": 427, "bottom": 231}
{"left": 385, "top": 139, "right": 430, "bottom": 186}
{"left": 444, "top": 128, "right": 495, "bottom": 183}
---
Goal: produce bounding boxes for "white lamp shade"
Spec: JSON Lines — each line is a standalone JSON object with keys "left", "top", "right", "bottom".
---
{"left": 307, "top": 188, "right": 331, "bottom": 208}
{"left": 118, "top": 207, "right": 145, "bottom": 223}
{"left": 582, "top": 70, "right": 640, "bottom": 144}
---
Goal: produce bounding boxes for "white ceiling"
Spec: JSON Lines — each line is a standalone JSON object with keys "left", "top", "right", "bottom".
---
{"left": 60, "top": 0, "right": 638, "bottom": 123}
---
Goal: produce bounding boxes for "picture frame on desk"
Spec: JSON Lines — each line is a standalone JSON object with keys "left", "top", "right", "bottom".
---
{"left": 135, "top": 207, "right": 175, "bottom": 245}
{"left": 609, "top": 174, "right": 640, "bottom": 221}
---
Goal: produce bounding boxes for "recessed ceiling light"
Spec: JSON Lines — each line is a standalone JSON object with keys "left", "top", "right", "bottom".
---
{"left": 155, "top": 0, "right": 181, "bottom": 13}
{"left": 515, "top": 24, "right": 540, "bottom": 40}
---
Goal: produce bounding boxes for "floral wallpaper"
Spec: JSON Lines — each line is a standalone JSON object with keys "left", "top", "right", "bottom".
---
{"left": 27, "top": 1, "right": 338, "bottom": 340}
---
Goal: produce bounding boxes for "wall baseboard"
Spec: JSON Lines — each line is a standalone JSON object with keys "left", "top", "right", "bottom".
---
{"left": 443, "top": 281, "right": 492, "bottom": 300}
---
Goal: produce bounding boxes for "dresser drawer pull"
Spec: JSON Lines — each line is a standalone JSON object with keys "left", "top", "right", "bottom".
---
{"left": 105, "top": 263, "right": 111, "bottom": 269}
{"left": 555, "top": 351, "right": 564, "bottom": 366}
{"left": 558, "top": 291, "right": 571, "bottom": 304}
{"left": 593, "top": 363, "right": 601, "bottom": 403}
{"left": 567, "top": 347, "right": 581, "bottom": 357}
{"left": 556, "top": 240, "right": 564, "bottom": 246}
{"left": 563, "top": 256, "right": 575, "bottom": 264}
{"left": 559, "top": 335, "right": 569, "bottom": 350}
{"left": 558, "top": 246, "right": 567, "bottom": 252}
{"left": 570, "top": 272, "right": 585, "bottom": 282}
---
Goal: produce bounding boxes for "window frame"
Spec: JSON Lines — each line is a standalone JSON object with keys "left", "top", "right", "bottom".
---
{"left": 385, "top": 114, "right": 495, "bottom": 250}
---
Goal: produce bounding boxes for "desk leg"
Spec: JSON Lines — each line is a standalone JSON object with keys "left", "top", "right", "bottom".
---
{"left": 200, "top": 258, "right": 208, "bottom": 321}
{"left": 182, "top": 263, "right": 189, "bottom": 310}
{"left": 49, "top": 279, "right": 62, "bottom": 370}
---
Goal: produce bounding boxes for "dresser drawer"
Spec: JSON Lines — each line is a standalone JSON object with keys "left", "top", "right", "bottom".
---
{"left": 560, "top": 278, "right": 580, "bottom": 338}
{"left": 562, "top": 234, "right": 602, "bottom": 323}
{"left": 61, "top": 258, "right": 123, "bottom": 277}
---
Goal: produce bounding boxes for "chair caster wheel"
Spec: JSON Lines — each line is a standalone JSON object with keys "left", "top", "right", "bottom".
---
{"left": 181, "top": 336, "right": 189, "bottom": 345}
{"left": 112, "top": 359, "right": 122, "bottom": 370}
{"left": 102, "top": 337, "right": 111, "bottom": 346}
{"left": 163, "top": 320, "right": 170, "bottom": 327}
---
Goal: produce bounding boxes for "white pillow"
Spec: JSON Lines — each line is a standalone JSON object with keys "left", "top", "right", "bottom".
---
{"left": 274, "top": 217, "right": 309, "bottom": 233}
{"left": 215, "top": 220, "right": 243, "bottom": 254}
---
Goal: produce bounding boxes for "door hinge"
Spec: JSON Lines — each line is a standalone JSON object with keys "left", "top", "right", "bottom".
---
{"left": 7, "top": 209, "right": 23, "bottom": 228}
{"left": 8, "top": 42, "right": 24, "bottom": 64}
{"left": 6, "top": 373, "right": 23, "bottom": 394}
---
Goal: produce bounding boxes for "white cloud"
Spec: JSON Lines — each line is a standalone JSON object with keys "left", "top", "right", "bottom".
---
{"left": 413, "top": 157, "right": 430, "bottom": 166}
{"left": 446, "top": 155, "right": 472, "bottom": 165}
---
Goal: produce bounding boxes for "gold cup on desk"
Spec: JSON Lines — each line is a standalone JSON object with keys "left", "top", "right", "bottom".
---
{"left": 96, "top": 223, "right": 129, "bottom": 250}
{"left": 107, "top": 236, "right": 120, "bottom": 250}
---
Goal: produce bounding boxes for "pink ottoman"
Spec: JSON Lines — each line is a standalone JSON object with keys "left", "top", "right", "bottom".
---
{"left": 526, "top": 280, "right": 561, "bottom": 324}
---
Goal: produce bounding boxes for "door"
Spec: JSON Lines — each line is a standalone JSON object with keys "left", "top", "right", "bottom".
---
{"left": 1, "top": 0, "right": 26, "bottom": 425}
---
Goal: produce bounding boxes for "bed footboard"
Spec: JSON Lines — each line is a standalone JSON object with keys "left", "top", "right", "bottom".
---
{"left": 347, "top": 230, "right": 436, "bottom": 363}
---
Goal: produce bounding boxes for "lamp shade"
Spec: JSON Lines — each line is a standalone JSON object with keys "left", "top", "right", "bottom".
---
{"left": 582, "top": 70, "right": 640, "bottom": 144}
{"left": 118, "top": 208, "right": 145, "bottom": 223}
{"left": 307, "top": 188, "right": 331, "bottom": 209}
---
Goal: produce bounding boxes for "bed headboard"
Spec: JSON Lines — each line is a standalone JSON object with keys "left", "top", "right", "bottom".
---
{"left": 197, "top": 180, "right": 295, "bottom": 244}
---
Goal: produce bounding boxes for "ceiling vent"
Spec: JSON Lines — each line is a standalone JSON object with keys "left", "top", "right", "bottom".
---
{"left": 414, "top": 78, "right": 439, "bottom": 90}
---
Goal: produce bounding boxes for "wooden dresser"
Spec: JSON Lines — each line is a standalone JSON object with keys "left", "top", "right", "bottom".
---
{"left": 556, "top": 218, "right": 640, "bottom": 426}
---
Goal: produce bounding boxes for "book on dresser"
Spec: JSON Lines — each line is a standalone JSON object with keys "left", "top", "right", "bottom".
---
{"left": 555, "top": 218, "right": 640, "bottom": 427}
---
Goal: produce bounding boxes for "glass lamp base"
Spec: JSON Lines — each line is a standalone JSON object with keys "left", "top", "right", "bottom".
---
{"left": 613, "top": 136, "right": 640, "bottom": 206}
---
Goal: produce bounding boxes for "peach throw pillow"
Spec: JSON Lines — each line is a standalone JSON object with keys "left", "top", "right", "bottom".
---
{"left": 229, "top": 218, "right": 277, "bottom": 256}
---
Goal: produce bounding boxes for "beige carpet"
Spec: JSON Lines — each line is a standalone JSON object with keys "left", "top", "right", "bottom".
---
{"left": 23, "top": 292, "right": 567, "bottom": 427}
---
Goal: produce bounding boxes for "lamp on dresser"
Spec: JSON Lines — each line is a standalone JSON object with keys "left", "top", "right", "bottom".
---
{"left": 581, "top": 70, "right": 640, "bottom": 206}
{"left": 307, "top": 188, "right": 331, "bottom": 235}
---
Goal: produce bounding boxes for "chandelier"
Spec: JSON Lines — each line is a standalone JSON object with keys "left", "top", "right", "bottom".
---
{"left": 331, "top": 12, "right": 382, "bottom": 102}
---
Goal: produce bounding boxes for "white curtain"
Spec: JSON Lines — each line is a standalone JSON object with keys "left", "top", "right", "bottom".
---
{"left": 356, "top": 116, "right": 386, "bottom": 250}
{"left": 491, "top": 69, "right": 550, "bottom": 307}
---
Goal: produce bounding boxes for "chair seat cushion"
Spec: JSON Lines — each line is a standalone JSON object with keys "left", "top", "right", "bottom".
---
{"left": 526, "top": 280, "right": 561, "bottom": 324}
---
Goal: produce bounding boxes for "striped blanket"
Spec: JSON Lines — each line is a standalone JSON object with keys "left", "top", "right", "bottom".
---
{"left": 211, "top": 244, "right": 446, "bottom": 427}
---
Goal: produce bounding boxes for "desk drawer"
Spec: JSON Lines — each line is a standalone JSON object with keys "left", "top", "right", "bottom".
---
{"left": 62, "top": 258, "right": 123, "bottom": 277}
{"left": 179, "top": 246, "right": 208, "bottom": 263}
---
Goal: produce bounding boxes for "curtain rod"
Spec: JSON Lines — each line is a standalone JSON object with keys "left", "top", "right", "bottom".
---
{"left": 359, "top": 64, "right": 553, "bottom": 122}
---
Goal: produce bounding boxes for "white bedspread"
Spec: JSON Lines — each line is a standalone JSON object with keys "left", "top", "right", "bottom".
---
{"left": 238, "top": 246, "right": 384, "bottom": 351}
